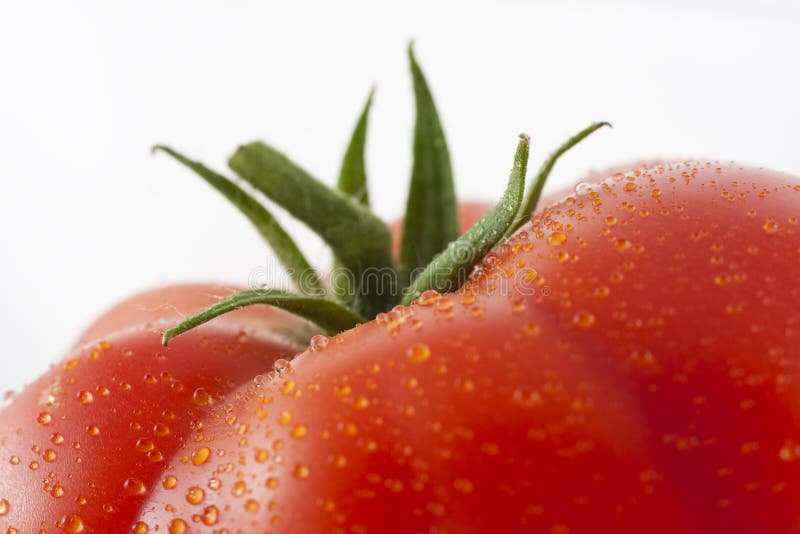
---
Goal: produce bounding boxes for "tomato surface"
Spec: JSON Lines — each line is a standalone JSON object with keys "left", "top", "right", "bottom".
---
{"left": 4, "top": 162, "right": 800, "bottom": 533}
{"left": 0, "top": 284, "right": 313, "bottom": 532}
{"left": 116, "top": 162, "right": 800, "bottom": 533}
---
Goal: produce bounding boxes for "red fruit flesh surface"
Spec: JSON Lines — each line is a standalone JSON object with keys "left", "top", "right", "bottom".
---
{"left": 121, "top": 162, "right": 800, "bottom": 533}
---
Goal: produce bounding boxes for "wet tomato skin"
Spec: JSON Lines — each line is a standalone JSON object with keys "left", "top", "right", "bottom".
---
{"left": 4, "top": 162, "right": 800, "bottom": 533}
{"left": 0, "top": 284, "right": 311, "bottom": 532}
{"left": 130, "top": 162, "right": 800, "bottom": 532}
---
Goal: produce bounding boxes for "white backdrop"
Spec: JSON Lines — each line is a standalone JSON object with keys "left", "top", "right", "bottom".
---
{"left": 1, "top": 0, "right": 799, "bottom": 394}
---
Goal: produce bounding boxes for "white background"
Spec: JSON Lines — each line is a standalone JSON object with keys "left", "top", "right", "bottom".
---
{"left": 1, "top": 0, "right": 799, "bottom": 394}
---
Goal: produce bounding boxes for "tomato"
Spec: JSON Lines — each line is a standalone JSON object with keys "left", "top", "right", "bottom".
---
{"left": 0, "top": 284, "right": 313, "bottom": 532}
{"left": 109, "top": 162, "right": 800, "bottom": 532}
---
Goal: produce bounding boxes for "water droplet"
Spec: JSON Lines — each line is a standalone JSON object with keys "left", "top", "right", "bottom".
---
{"left": 201, "top": 505, "right": 219, "bottom": 526}
{"left": 37, "top": 411, "right": 52, "bottom": 425}
{"left": 278, "top": 411, "right": 292, "bottom": 425}
{"left": 232, "top": 480, "right": 246, "bottom": 497}
{"left": 168, "top": 518, "right": 187, "bottom": 534}
{"left": 135, "top": 438, "right": 154, "bottom": 453}
{"left": 0, "top": 498, "right": 9, "bottom": 515}
{"left": 547, "top": 232, "right": 567, "bottom": 246}
{"left": 593, "top": 285, "right": 611, "bottom": 298}
{"left": 282, "top": 381, "right": 296, "bottom": 395}
{"left": 192, "top": 387, "right": 212, "bottom": 406}
{"left": 574, "top": 182, "right": 591, "bottom": 196}
{"left": 415, "top": 289, "right": 441, "bottom": 306}
{"left": 407, "top": 343, "right": 431, "bottom": 363}
{"left": 132, "top": 521, "right": 150, "bottom": 534}
{"left": 43, "top": 449, "right": 57, "bottom": 462}
{"left": 273, "top": 358, "right": 291, "bottom": 373}
{"left": 309, "top": 335, "right": 329, "bottom": 351}
{"left": 59, "top": 513, "right": 85, "bottom": 533}
{"left": 573, "top": 311, "right": 596, "bottom": 329}
{"left": 192, "top": 446, "right": 211, "bottom": 466}
{"left": 185, "top": 486, "right": 205, "bottom": 505}
{"left": 623, "top": 182, "right": 637, "bottom": 192}
{"left": 77, "top": 390, "right": 94, "bottom": 404}
{"left": 293, "top": 464, "right": 310, "bottom": 479}
{"left": 245, "top": 499, "right": 260, "bottom": 512}
{"left": 612, "top": 238, "right": 632, "bottom": 252}
{"left": 266, "top": 477, "right": 279, "bottom": 489}
{"left": 291, "top": 424, "right": 308, "bottom": 439}
{"left": 763, "top": 219, "right": 779, "bottom": 234}
{"left": 163, "top": 475, "right": 178, "bottom": 489}
{"left": 124, "top": 477, "right": 146, "bottom": 496}
{"left": 513, "top": 386, "right": 543, "bottom": 407}
{"left": 779, "top": 439, "right": 800, "bottom": 462}
{"left": 453, "top": 478, "right": 475, "bottom": 494}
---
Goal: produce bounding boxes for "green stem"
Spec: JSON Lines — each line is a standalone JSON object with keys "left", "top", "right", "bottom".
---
{"left": 402, "top": 134, "right": 530, "bottom": 305}
{"left": 162, "top": 289, "right": 365, "bottom": 346}
{"left": 153, "top": 145, "right": 324, "bottom": 296}
{"left": 507, "top": 121, "right": 611, "bottom": 236}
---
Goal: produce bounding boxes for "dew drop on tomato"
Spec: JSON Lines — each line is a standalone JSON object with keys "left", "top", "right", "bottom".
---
{"left": 273, "top": 358, "right": 291, "bottom": 373}
{"left": 574, "top": 182, "right": 591, "bottom": 196}
{"left": 58, "top": 513, "right": 85, "bottom": 534}
{"left": 309, "top": 335, "right": 329, "bottom": 351}
{"left": 191, "top": 387, "right": 212, "bottom": 406}
{"left": 123, "top": 477, "right": 146, "bottom": 496}
{"left": 168, "top": 518, "right": 187, "bottom": 534}
{"left": 201, "top": 505, "right": 219, "bottom": 525}
{"left": 185, "top": 486, "right": 204, "bottom": 505}
{"left": 572, "top": 311, "right": 596, "bottom": 329}
{"left": 407, "top": 343, "right": 431, "bottom": 363}
{"left": 548, "top": 232, "right": 567, "bottom": 246}
{"left": 191, "top": 446, "right": 211, "bottom": 466}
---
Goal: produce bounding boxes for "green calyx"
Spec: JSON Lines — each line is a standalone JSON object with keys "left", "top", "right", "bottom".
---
{"left": 155, "top": 44, "right": 609, "bottom": 346}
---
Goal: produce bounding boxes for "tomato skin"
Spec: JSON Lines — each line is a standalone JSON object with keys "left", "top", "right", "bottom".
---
{"left": 0, "top": 284, "right": 311, "bottom": 533}
{"left": 135, "top": 162, "right": 800, "bottom": 533}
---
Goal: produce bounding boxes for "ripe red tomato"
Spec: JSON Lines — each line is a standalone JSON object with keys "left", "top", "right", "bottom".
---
{"left": 0, "top": 284, "right": 312, "bottom": 533}
{"left": 111, "top": 162, "right": 800, "bottom": 532}
{"left": 4, "top": 162, "right": 800, "bottom": 533}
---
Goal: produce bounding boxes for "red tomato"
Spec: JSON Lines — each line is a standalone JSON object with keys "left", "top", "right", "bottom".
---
{"left": 0, "top": 284, "right": 312, "bottom": 532}
{"left": 4, "top": 162, "right": 800, "bottom": 533}
{"left": 110, "top": 162, "right": 799, "bottom": 532}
